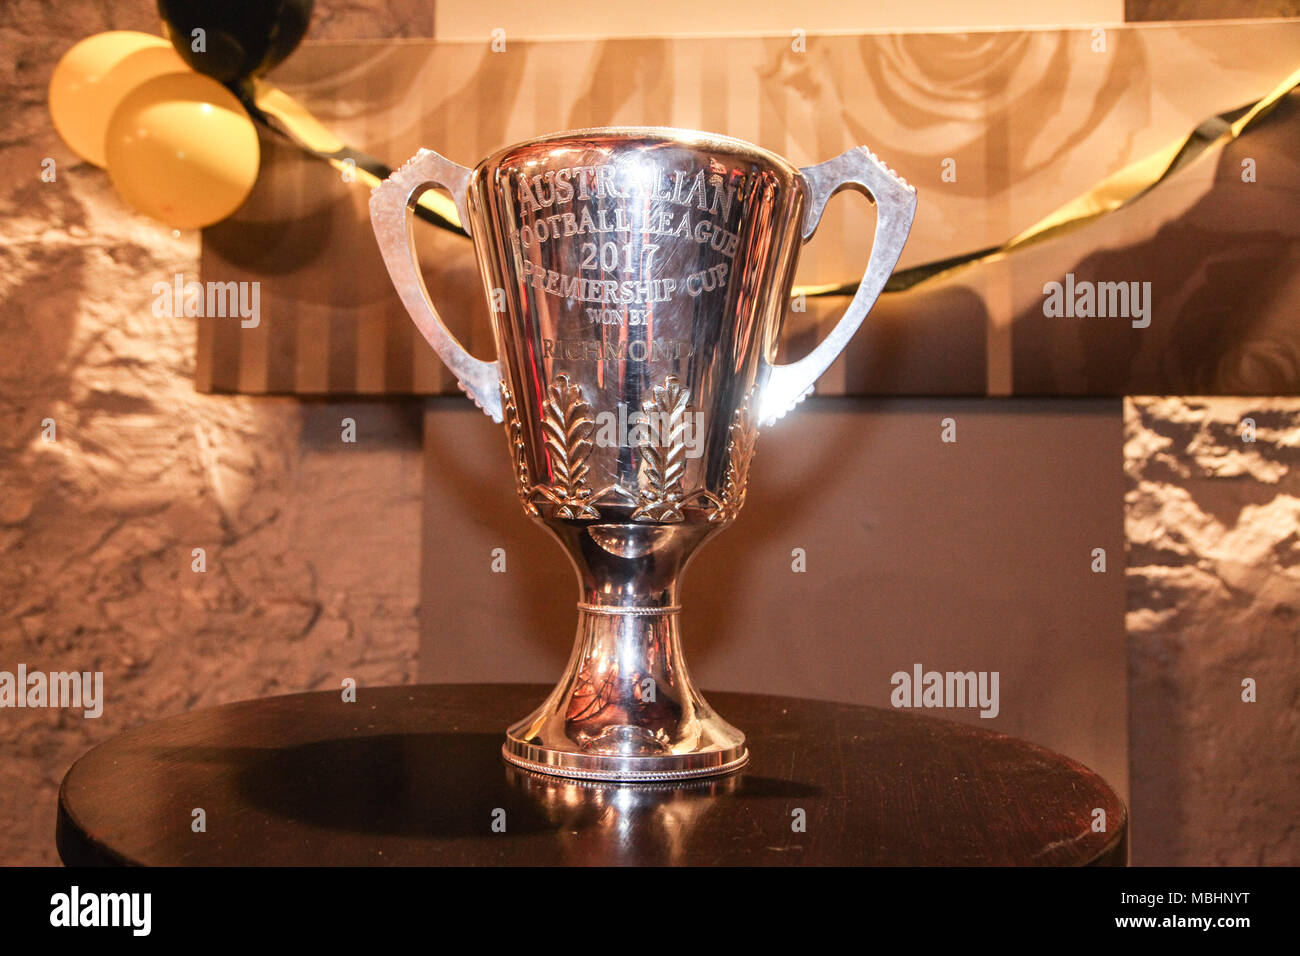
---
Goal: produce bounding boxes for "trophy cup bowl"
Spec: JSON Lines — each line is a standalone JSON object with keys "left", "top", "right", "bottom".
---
{"left": 371, "top": 127, "right": 915, "bottom": 781}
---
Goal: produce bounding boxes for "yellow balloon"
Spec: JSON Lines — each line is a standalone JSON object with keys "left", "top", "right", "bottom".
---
{"left": 104, "top": 72, "right": 260, "bottom": 230}
{"left": 48, "top": 31, "right": 188, "bottom": 168}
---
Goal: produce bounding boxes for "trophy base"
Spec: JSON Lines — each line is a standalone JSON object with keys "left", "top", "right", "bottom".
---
{"left": 501, "top": 738, "right": 749, "bottom": 782}
{"left": 500, "top": 601, "right": 750, "bottom": 782}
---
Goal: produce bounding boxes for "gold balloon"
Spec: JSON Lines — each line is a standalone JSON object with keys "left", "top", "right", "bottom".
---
{"left": 48, "top": 31, "right": 188, "bottom": 168}
{"left": 104, "top": 72, "right": 260, "bottom": 230}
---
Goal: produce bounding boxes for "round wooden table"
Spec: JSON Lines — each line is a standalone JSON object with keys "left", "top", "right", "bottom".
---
{"left": 57, "top": 683, "right": 1127, "bottom": 866}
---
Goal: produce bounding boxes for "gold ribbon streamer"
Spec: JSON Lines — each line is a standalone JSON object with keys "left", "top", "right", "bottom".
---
{"left": 241, "top": 66, "right": 1300, "bottom": 298}
{"left": 796, "top": 63, "right": 1300, "bottom": 299}
{"left": 247, "top": 78, "right": 463, "bottom": 232}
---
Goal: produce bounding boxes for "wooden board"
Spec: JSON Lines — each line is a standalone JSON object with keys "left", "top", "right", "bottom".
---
{"left": 57, "top": 683, "right": 1127, "bottom": 866}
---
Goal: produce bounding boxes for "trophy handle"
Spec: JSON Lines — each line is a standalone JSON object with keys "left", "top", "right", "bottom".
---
{"left": 758, "top": 147, "right": 917, "bottom": 426}
{"left": 369, "top": 148, "right": 503, "bottom": 423}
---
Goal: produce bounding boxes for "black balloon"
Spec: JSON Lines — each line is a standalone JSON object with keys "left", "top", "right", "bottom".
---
{"left": 158, "top": 0, "right": 314, "bottom": 87}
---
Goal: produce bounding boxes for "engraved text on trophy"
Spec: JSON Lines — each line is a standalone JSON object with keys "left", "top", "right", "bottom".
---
{"left": 510, "top": 160, "right": 749, "bottom": 329}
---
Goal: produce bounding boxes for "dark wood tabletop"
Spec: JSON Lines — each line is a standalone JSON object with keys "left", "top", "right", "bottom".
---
{"left": 57, "top": 683, "right": 1127, "bottom": 866}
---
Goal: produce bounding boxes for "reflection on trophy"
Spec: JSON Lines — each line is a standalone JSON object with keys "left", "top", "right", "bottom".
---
{"left": 371, "top": 127, "right": 915, "bottom": 781}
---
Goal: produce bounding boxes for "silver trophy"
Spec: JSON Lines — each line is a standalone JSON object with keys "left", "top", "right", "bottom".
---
{"left": 371, "top": 127, "right": 915, "bottom": 781}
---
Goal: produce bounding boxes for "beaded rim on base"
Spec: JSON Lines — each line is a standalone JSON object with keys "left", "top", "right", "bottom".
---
{"left": 501, "top": 744, "right": 750, "bottom": 782}
{"left": 575, "top": 602, "right": 681, "bottom": 616}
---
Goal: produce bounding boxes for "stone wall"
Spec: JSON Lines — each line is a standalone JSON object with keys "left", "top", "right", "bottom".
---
{"left": 0, "top": 1, "right": 424, "bottom": 866}
{"left": 1126, "top": 397, "right": 1300, "bottom": 865}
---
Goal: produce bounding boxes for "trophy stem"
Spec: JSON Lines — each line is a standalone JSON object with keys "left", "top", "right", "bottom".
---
{"left": 503, "top": 593, "right": 748, "bottom": 782}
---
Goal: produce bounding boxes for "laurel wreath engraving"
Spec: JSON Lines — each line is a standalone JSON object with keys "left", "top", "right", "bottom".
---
{"left": 499, "top": 382, "right": 539, "bottom": 517}
{"left": 535, "top": 374, "right": 602, "bottom": 519}
{"left": 511, "top": 372, "right": 761, "bottom": 524}
{"left": 712, "top": 388, "right": 758, "bottom": 523}
{"left": 632, "top": 375, "right": 696, "bottom": 523}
